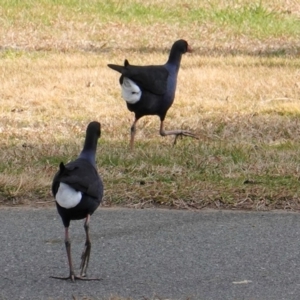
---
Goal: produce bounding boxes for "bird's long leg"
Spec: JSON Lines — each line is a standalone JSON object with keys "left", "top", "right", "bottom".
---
{"left": 77, "top": 214, "right": 101, "bottom": 281}
{"left": 79, "top": 214, "right": 91, "bottom": 277}
{"left": 130, "top": 117, "right": 138, "bottom": 150}
{"left": 50, "top": 226, "right": 101, "bottom": 282}
{"left": 51, "top": 227, "right": 77, "bottom": 282}
{"left": 65, "top": 228, "right": 76, "bottom": 280}
{"left": 159, "top": 120, "right": 198, "bottom": 145}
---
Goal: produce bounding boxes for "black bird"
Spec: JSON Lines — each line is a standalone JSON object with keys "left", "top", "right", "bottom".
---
{"left": 108, "top": 39, "right": 198, "bottom": 150}
{"left": 51, "top": 121, "right": 103, "bottom": 282}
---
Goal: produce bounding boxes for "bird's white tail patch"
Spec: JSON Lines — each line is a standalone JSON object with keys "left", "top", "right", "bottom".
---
{"left": 121, "top": 77, "right": 141, "bottom": 104}
{"left": 56, "top": 182, "right": 82, "bottom": 209}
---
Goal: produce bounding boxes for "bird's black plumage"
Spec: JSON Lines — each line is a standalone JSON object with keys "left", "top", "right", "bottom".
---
{"left": 52, "top": 159, "right": 102, "bottom": 227}
{"left": 51, "top": 121, "right": 103, "bottom": 282}
{"left": 110, "top": 60, "right": 169, "bottom": 95}
{"left": 108, "top": 39, "right": 198, "bottom": 149}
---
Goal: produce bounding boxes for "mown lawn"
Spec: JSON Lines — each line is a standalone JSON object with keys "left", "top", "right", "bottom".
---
{"left": 0, "top": 0, "right": 300, "bottom": 210}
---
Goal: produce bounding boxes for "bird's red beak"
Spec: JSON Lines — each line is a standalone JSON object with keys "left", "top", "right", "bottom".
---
{"left": 187, "top": 44, "right": 192, "bottom": 53}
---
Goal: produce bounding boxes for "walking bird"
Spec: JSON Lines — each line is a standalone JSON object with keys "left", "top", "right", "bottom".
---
{"left": 108, "top": 39, "right": 198, "bottom": 149}
{"left": 51, "top": 121, "right": 103, "bottom": 282}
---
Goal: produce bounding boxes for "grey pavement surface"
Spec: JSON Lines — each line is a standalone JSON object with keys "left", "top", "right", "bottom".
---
{"left": 1, "top": 207, "right": 300, "bottom": 300}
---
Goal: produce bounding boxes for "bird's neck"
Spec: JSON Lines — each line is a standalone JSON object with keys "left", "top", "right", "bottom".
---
{"left": 79, "top": 150, "right": 96, "bottom": 166}
{"left": 166, "top": 50, "right": 182, "bottom": 71}
{"left": 79, "top": 134, "right": 98, "bottom": 166}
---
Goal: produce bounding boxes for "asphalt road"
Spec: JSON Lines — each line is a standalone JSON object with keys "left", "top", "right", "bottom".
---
{"left": 1, "top": 207, "right": 300, "bottom": 300}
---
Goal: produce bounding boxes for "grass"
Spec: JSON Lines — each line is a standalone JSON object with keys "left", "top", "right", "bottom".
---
{"left": 0, "top": 0, "right": 300, "bottom": 210}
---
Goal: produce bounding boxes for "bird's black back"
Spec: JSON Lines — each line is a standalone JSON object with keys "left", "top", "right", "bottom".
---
{"left": 52, "top": 159, "right": 103, "bottom": 227}
{"left": 108, "top": 62, "right": 170, "bottom": 119}
{"left": 108, "top": 63, "right": 169, "bottom": 95}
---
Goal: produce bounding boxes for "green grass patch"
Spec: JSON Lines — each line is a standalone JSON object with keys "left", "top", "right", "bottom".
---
{"left": 0, "top": 0, "right": 299, "bottom": 39}
{"left": 207, "top": 3, "right": 300, "bottom": 38}
{"left": 2, "top": 135, "right": 300, "bottom": 210}
{"left": 0, "top": 0, "right": 300, "bottom": 210}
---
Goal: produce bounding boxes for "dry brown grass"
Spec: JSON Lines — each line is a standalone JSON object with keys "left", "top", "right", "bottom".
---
{"left": 0, "top": 0, "right": 300, "bottom": 210}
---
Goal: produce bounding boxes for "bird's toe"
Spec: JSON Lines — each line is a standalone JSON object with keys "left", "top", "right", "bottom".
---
{"left": 183, "top": 131, "right": 199, "bottom": 139}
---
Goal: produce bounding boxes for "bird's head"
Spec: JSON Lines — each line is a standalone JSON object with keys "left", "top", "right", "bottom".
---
{"left": 86, "top": 121, "right": 101, "bottom": 139}
{"left": 173, "top": 39, "right": 192, "bottom": 54}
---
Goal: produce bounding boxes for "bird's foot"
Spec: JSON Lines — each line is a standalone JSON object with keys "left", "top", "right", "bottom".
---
{"left": 173, "top": 130, "right": 199, "bottom": 145}
{"left": 50, "top": 273, "right": 102, "bottom": 282}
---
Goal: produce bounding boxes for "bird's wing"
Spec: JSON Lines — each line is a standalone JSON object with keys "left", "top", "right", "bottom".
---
{"left": 108, "top": 63, "right": 169, "bottom": 95}
{"left": 124, "top": 65, "right": 169, "bottom": 95}
{"left": 52, "top": 160, "right": 102, "bottom": 199}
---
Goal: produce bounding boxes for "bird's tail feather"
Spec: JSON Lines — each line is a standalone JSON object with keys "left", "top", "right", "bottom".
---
{"left": 121, "top": 77, "right": 142, "bottom": 104}
{"left": 107, "top": 64, "right": 124, "bottom": 73}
